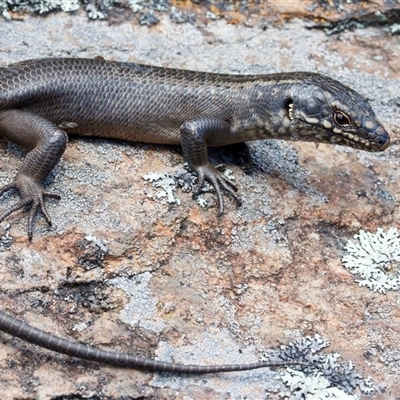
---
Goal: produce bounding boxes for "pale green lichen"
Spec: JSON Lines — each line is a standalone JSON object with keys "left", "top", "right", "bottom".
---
{"left": 281, "top": 369, "right": 356, "bottom": 400}
{"left": 126, "top": 0, "right": 144, "bottom": 13}
{"left": 143, "top": 172, "right": 180, "bottom": 204}
{"left": 0, "top": 0, "right": 168, "bottom": 20}
{"left": 342, "top": 228, "right": 400, "bottom": 294}
{"left": 143, "top": 164, "right": 236, "bottom": 209}
{"left": 266, "top": 334, "right": 374, "bottom": 397}
{"left": 0, "top": 0, "right": 80, "bottom": 18}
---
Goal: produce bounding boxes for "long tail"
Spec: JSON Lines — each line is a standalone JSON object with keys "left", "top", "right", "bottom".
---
{"left": 0, "top": 310, "right": 305, "bottom": 373}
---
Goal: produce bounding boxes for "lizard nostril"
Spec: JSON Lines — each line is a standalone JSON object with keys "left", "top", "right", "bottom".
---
{"left": 377, "top": 137, "right": 389, "bottom": 148}
{"left": 375, "top": 131, "right": 390, "bottom": 150}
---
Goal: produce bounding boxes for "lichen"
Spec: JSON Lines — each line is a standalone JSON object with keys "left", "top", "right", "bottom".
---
{"left": 109, "top": 272, "right": 166, "bottom": 333}
{"left": 0, "top": 223, "right": 12, "bottom": 251}
{"left": 143, "top": 172, "right": 180, "bottom": 204}
{"left": 0, "top": 0, "right": 138, "bottom": 19}
{"left": 0, "top": 0, "right": 80, "bottom": 17}
{"left": 143, "top": 165, "right": 235, "bottom": 209}
{"left": 342, "top": 228, "right": 400, "bottom": 294}
{"left": 75, "top": 235, "right": 109, "bottom": 270}
{"left": 126, "top": 0, "right": 144, "bottom": 13}
{"left": 281, "top": 369, "right": 356, "bottom": 400}
{"left": 265, "top": 334, "right": 374, "bottom": 397}
{"left": 139, "top": 10, "right": 158, "bottom": 25}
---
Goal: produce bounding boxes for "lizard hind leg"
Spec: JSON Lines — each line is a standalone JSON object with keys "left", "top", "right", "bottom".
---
{"left": 0, "top": 110, "right": 67, "bottom": 239}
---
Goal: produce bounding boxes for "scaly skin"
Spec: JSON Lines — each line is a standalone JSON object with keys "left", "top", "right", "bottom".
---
{"left": 0, "top": 57, "right": 390, "bottom": 237}
{"left": 0, "top": 57, "right": 390, "bottom": 373}
{"left": 0, "top": 310, "right": 304, "bottom": 373}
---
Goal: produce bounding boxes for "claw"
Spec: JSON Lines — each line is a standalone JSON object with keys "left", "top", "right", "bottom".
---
{"left": 192, "top": 164, "right": 242, "bottom": 215}
{"left": 0, "top": 179, "right": 60, "bottom": 239}
{"left": 39, "top": 201, "right": 52, "bottom": 226}
{"left": 27, "top": 201, "right": 39, "bottom": 241}
{"left": 43, "top": 191, "right": 61, "bottom": 200}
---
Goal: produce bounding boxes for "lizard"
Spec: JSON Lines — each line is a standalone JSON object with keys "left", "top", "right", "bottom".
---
{"left": 0, "top": 57, "right": 390, "bottom": 240}
{"left": 0, "top": 57, "right": 390, "bottom": 372}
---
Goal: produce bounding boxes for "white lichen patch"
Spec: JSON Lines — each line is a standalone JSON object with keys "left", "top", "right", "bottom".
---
{"left": 267, "top": 334, "right": 374, "bottom": 397}
{"left": 0, "top": 0, "right": 80, "bottom": 19}
{"left": 342, "top": 228, "right": 400, "bottom": 294}
{"left": 221, "top": 167, "right": 236, "bottom": 182}
{"left": 143, "top": 166, "right": 235, "bottom": 209}
{"left": 126, "top": 0, "right": 144, "bottom": 13}
{"left": 109, "top": 272, "right": 166, "bottom": 333}
{"left": 281, "top": 369, "right": 356, "bottom": 400}
{"left": 143, "top": 172, "right": 180, "bottom": 204}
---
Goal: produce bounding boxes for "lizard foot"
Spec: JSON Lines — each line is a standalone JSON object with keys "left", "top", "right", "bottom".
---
{"left": 192, "top": 164, "right": 242, "bottom": 216}
{"left": 0, "top": 179, "right": 60, "bottom": 240}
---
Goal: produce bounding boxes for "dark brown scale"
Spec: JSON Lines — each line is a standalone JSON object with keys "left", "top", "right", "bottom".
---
{"left": 0, "top": 310, "right": 304, "bottom": 373}
{"left": 0, "top": 58, "right": 390, "bottom": 237}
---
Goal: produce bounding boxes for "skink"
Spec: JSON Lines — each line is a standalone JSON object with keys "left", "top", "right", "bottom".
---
{"left": 0, "top": 58, "right": 389, "bottom": 239}
{"left": 0, "top": 57, "right": 390, "bottom": 373}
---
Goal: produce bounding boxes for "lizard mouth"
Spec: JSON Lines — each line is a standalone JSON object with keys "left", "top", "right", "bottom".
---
{"left": 288, "top": 103, "right": 294, "bottom": 121}
{"left": 329, "top": 126, "right": 390, "bottom": 152}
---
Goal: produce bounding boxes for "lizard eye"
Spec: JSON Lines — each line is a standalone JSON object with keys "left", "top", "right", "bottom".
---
{"left": 333, "top": 111, "right": 351, "bottom": 126}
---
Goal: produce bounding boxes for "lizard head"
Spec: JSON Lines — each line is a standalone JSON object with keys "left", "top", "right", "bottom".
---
{"left": 288, "top": 74, "right": 390, "bottom": 152}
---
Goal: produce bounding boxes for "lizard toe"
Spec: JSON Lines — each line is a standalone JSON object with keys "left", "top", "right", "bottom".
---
{"left": 27, "top": 198, "right": 53, "bottom": 240}
{"left": 192, "top": 164, "right": 242, "bottom": 215}
{"left": 0, "top": 182, "right": 17, "bottom": 197}
{"left": 0, "top": 178, "right": 60, "bottom": 239}
{"left": 0, "top": 198, "right": 32, "bottom": 224}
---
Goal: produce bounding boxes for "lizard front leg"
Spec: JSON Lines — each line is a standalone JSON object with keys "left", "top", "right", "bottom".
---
{"left": 0, "top": 110, "right": 67, "bottom": 239}
{"left": 180, "top": 118, "right": 242, "bottom": 215}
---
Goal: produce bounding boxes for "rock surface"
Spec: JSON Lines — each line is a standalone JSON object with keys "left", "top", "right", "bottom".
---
{"left": 0, "top": 5, "right": 399, "bottom": 400}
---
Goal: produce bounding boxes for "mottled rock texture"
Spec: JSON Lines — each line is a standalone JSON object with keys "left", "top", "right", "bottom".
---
{"left": 0, "top": 3, "right": 399, "bottom": 399}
